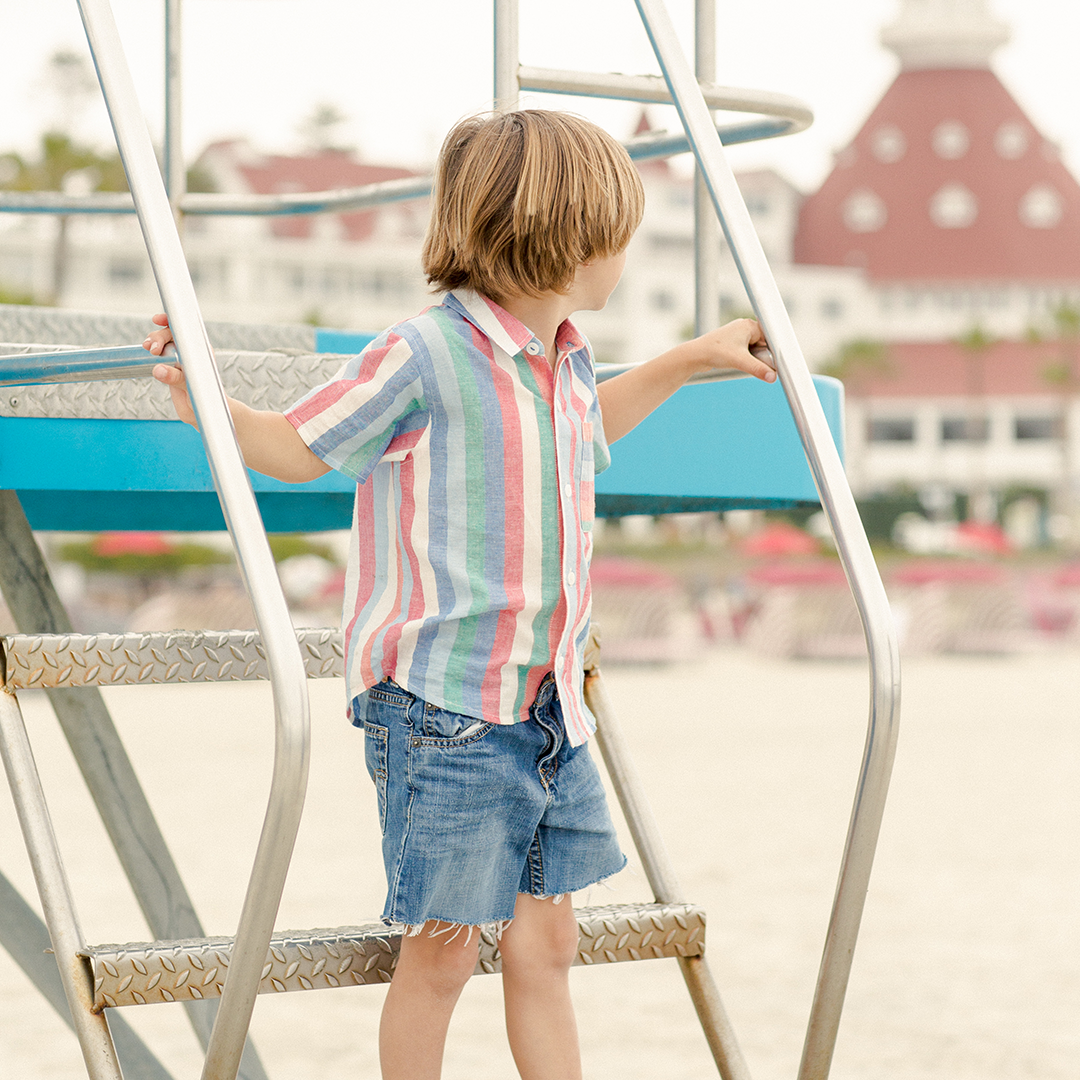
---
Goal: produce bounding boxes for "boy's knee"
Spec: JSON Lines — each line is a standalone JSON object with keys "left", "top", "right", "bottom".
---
{"left": 397, "top": 923, "right": 480, "bottom": 996}
{"left": 500, "top": 897, "right": 580, "bottom": 976}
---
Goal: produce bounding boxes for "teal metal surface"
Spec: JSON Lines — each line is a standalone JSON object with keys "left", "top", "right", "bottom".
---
{"left": 0, "top": 370, "right": 842, "bottom": 531}
{"left": 0, "top": 418, "right": 354, "bottom": 533}
{"left": 313, "top": 328, "right": 375, "bottom": 354}
{"left": 595, "top": 374, "right": 843, "bottom": 515}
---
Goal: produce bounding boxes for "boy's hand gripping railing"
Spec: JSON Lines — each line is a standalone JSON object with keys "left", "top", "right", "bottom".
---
{"left": 73, "top": 3, "right": 312, "bottom": 1079}
{"left": 633, "top": 3, "right": 902, "bottom": 1080}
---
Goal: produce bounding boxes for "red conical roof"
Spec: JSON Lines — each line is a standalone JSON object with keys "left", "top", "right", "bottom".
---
{"left": 793, "top": 68, "right": 1080, "bottom": 282}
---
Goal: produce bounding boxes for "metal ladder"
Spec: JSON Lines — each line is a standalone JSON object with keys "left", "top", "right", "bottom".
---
{"left": 0, "top": 2, "right": 900, "bottom": 1079}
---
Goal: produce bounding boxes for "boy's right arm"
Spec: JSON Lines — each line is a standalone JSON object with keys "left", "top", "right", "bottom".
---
{"left": 144, "top": 316, "right": 330, "bottom": 484}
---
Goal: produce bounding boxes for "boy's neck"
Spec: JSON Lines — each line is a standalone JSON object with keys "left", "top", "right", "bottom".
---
{"left": 496, "top": 292, "right": 576, "bottom": 366}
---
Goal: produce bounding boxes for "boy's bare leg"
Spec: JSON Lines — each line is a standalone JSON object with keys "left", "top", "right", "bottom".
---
{"left": 500, "top": 894, "right": 583, "bottom": 1080}
{"left": 380, "top": 921, "right": 481, "bottom": 1080}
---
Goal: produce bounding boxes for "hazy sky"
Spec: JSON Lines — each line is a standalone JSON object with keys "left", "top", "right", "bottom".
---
{"left": 2, "top": 0, "right": 1080, "bottom": 190}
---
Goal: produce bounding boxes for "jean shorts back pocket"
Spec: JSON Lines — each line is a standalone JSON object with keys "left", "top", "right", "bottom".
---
{"left": 363, "top": 721, "right": 389, "bottom": 831}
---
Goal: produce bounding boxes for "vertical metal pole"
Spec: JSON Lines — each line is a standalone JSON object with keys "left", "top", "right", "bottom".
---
{"left": 584, "top": 667, "right": 752, "bottom": 1080}
{"left": 694, "top": 0, "right": 721, "bottom": 336}
{"left": 493, "top": 0, "right": 519, "bottom": 112}
{"left": 76, "top": 3, "right": 311, "bottom": 1077}
{"left": 164, "top": 0, "right": 185, "bottom": 225}
{"left": 0, "top": 691, "right": 123, "bottom": 1080}
{"left": 632, "top": 4, "right": 901, "bottom": 1080}
{"left": 0, "top": 490, "right": 269, "bottom": 1080}
{"left": 0, "top": 869, "right": 175, "bottom": 1080}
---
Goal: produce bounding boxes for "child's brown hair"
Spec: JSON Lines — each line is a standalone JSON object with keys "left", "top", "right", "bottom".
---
{"left": 423, "top": 110, "right": 645, "bottom": 301}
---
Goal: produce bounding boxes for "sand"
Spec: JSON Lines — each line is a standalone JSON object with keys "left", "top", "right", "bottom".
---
{"left": 1, "top": 646, "right": 1078, "bottom": 1079}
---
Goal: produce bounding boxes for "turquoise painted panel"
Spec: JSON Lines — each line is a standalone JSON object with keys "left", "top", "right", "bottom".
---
{"left": 0, "top": 417, "right": 355, "bottom": 532}
{"left": 595, "top": 374, "right": 843, "bottom": 515}
{"left": 14, "top": 490, "right": 354, "bottom": 533}
{"left": 314, "top": 328, "right": 376, "bottom": 354}
{"left": 0, "top": 372, "right": 844, "bottom": 531}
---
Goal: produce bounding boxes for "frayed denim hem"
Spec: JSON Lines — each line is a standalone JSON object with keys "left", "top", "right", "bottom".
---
{"left": 394, "top": 918, "right": 514, "bottom": 946}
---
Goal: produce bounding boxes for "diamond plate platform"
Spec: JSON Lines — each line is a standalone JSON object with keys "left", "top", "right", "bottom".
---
{"left": 83, "top": 903, "right": 705, "bottom": 1010}
{"left": 0, "top": 629, "right": 344, "bottom": 691}
{"left": 0, "top": 344, "right": 348, "bottom": 420}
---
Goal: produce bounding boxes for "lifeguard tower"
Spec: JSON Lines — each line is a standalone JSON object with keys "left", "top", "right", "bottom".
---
{"left": 0, "top": 2, "right": 900, "bottom": 1079}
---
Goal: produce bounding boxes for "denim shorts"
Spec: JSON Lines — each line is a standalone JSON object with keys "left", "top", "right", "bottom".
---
{"left": 357, "top": 676, "right": 626, "bottom": 929}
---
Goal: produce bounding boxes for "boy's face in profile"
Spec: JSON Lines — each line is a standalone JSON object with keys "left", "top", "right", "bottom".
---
{"left": 570, "top": 248, "right": 628, "bottom": 312}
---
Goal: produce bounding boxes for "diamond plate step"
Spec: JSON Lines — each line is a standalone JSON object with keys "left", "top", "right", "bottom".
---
{"left": 0, "top": 628, "right": 344, "bottom": 691}
{"left": 84, "top": 902, "right": 705, "bottom": 1011}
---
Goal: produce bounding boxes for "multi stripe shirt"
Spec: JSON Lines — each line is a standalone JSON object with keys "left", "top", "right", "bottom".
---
{"left": 284, "top": 290, "right": 610, "bottom": 746}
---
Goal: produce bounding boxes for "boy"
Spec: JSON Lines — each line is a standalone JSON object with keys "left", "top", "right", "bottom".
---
{"left": 145, "top": 109, "right": 774, "bottom": 1080}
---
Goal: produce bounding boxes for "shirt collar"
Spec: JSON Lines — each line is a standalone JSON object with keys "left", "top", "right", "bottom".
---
{"left": 446, "top": 290, "right": 585, "bottom": 360}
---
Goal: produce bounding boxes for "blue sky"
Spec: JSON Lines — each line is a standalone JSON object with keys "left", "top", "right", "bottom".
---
{"left": 2, "top": 1, "right": 1079, "bottom": 190}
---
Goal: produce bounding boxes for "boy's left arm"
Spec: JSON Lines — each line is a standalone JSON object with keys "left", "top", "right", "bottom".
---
{"left": 596, "top": 317, "right": 775, "bottom": 444}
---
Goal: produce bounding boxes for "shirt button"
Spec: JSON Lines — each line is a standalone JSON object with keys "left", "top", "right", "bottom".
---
{"left": 525, "top": 341, "right": 542, "bottom": 356}
{"left": 563, "top": 482, "right": 573, "bottom": 498}
{"left": 567, "top": 571, "right": 577, "bottom": 586}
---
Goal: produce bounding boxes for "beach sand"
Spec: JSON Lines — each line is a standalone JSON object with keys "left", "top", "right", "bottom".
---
{"left": 1, "top": 647, "right": 1078, "bottom": 1079}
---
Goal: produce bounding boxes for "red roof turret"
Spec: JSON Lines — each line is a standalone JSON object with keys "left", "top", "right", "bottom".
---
{"left": 795, "top": 0, "right": 1080, "bottom": 282}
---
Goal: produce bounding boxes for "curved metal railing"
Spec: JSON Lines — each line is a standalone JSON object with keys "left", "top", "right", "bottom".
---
{"left": 632, "top": 3, "right": 902, "bottom": 1080}
{"left": 0, "top": 91, "right": 810, "bottom": 219}
{"left": 76, "top": 3, "right": 311, "bottom": 1079}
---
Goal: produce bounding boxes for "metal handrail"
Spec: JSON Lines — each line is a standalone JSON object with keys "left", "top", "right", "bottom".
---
{"left": 0, "top": 343, "right": 778, "bottom": 389}
{"left": 519, "top": 66, "right": 812, "bottom": 136}
{"left": 0, "top": 96, "right": 810, "bottom": 218}
{"left": 0, "top": 344, "right": 159, "bottom": 386}
{"left": 76, "top": 4, "right": 311, "bottom": 1080}
{"left": 595, "top": 346, "right": 778, "bottom": 385}
{"left": 632, "top": 3, "right": 902, "bottom": 1080}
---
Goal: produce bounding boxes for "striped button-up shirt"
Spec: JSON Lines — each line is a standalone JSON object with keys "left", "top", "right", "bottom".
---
{"left": 285, "top": 290, "right": 610, "bottom": 746}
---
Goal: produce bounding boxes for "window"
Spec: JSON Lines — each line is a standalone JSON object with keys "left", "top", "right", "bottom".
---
{"left": 941, "top": 416, "right": 989, "bottom": 442}
{"left": 930, "top": 184, "right": 978, "bottom": 229}
{"left": 932, "top": 121, "right": 970, "bottom": 160}
{"left": 871, "top": 125, "right": 906, "bottom": 163}
{"left": 842, "top": 189, "right": 886, "bottom": 233}
{"left": 1014, "top": 416, "right": 1058, "bottom": 440}
{"left": 868, "top": 418, "right": 915, "bottom": 443}
{"left": 1019, "top": 185, "right": 1063, "bottom": 229}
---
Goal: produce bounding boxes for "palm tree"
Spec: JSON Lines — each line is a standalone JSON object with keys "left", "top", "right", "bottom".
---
{"left": 0, "top": 51, "right": 128, "bottom": 304}
{"left": 819, "top": 338, "right": 892, "bottom": 386}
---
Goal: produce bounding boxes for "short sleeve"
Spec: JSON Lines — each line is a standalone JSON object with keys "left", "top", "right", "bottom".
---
{"left": 284, "top": 329, "right": 427, "bottom": 484}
